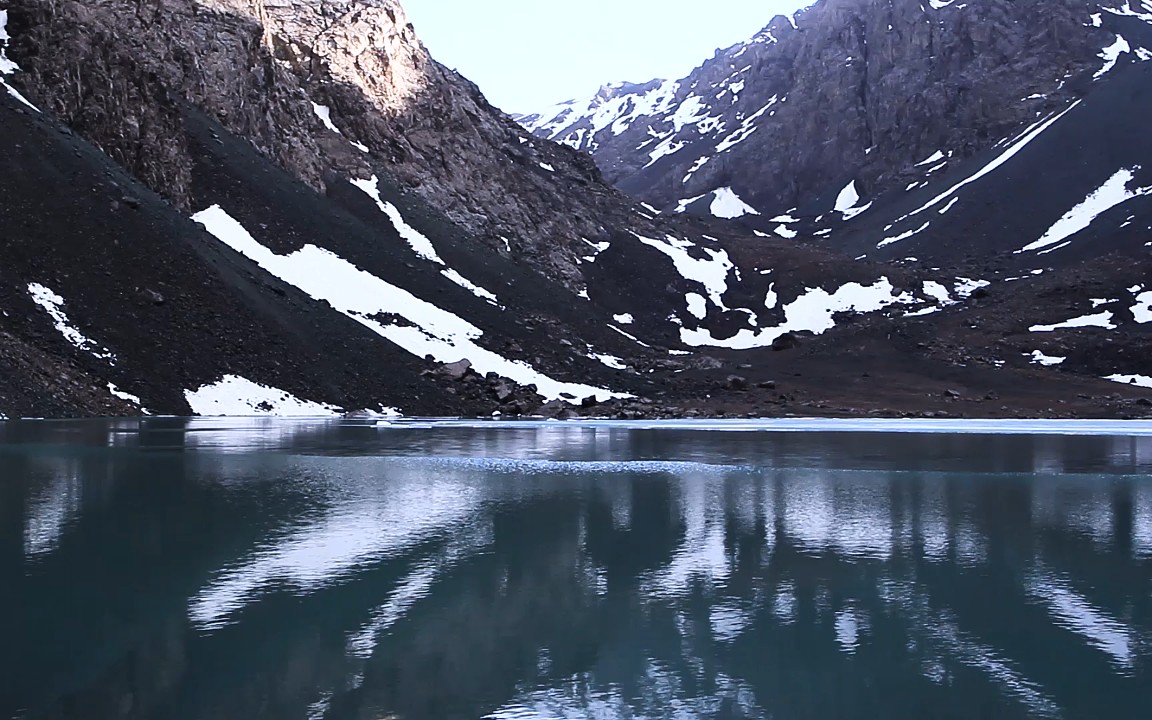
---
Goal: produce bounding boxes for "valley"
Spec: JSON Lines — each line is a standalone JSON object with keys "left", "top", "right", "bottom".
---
{"left": 0, "top": 0, "right": 1150, "bottom": 419}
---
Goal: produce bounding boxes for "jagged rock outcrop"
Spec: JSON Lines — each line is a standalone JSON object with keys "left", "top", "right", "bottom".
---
{"left": 521, "top": 0, "right": 1144, "bottom": 217}
{"left": 2, "top": 0, "right": 685, "bottom": 289}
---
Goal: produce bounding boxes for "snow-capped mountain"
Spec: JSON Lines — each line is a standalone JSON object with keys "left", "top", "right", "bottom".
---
{"left": 521, "top": 0, "right": 1152, "bottom": 225}
{"left": 0, "top": 0, "right": 1150, "bottom": 420}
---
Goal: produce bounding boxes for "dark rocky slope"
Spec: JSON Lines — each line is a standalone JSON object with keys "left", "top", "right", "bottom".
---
{"left": 0, "top": 90, "right": 467, "bottom": 418}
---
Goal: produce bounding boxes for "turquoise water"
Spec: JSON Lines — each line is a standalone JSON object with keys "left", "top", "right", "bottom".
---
{"left": 2, "top": 418, "right": 1151, "bottom": 719}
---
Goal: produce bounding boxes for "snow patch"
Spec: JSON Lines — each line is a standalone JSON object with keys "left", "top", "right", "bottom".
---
{"left": 185, "top": 375, "right": 341, "bottom": 417}
{"left": 834, "top": 181, "right": 871, "bottom": 220}
{"left": 580, "top": 238, "right": 611, "bottom": 263}
{"left": 893, "top": 102, "right": 1082, "bottom": 225}
{"left": 834, "top": 181, "right": 860, "bottom": 213}
{"left": 681, "top": 278, "right": 911, "bottom": 349}
{"left": 607, "top": 324, "right": 652, "bottom": 348}
{"left": 108, "top": 383, "right": 149, "bottom": 413}
{"left": 710, "top": 187, "right": 760, "bottom": 218}
{"left": 351, "top": 177, "right": 498, "bottom": 304}
{"left": 1103, "top": 2, "right": 1152, "bottom": 25}
{"left": 1029, "top": 351, "right": 1066, "bottom": 367}
{"left": 1105, "top": 374, "right": 1152, "bottom": 389}
{"left": 27, "top": 283, "right": 115, "bottom": 364}
{"left": 644, "top": 137, "right": 687, "bottom": 167}
{"left": 440, "top": 269, "right": 498, "bottom": 304}
{"left": 922, "top": 281, "right": 954, "bottom": 305}
{"left": 878, "top": 221, "right": 932, "bottom": 248}
{"left": 311, "top": 103, "right": 342, "bottom": 135}
{"left": 1018, "top": 168, "right": 1152, "bottom": 253}
{"left": 714, "top": 95, "right": 780, "bottom": 154}
{"left": 2, "top": 80, "right": 38, "bottom": 111}
{"left": 612, "top": 313, "right": 635, "bottom": 325}
{"left": 192, "top": 205, "right": 625, "bottom": 403}
{"left": 686, "top": 293, "right": 708, "bottom": 320}
{"left": 588, "top": 353, "right": 628, "bottom": 371}
{"left": 632, "top": 233, "right": 733, "bottom": 310}
{"left": 1030, "top": 312, "right": 1118, "bottom": 332}
{"left": 954, "top": 278, "right": 991, "bottom": 298}
{"left": 0, "top": 10, "right": 19, "bottom": 75}
{"left": 1132, "top": 290, "right": 1152, "bottom": 323}
{"left": 1095, "top": 35, "right": 1131, "bottom": 79}
{"left": 673, "top": 192, "right": 706, "bottom": 214}
{"left": 0, "top": 11, "right": 38, "bottom": 112}
{"left": 351, "top": 177, "right": 440, "bottom": 263}
{"left": 916, "top": 150, "right": 946, "bottom": 166}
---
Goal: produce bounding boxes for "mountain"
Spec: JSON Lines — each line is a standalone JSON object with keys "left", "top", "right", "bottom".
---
{"left": 520, "top": 0, "right": 1152, "bottom": 224}
{"left": 0, "top": 0, "right": 1150, "bottom": 420}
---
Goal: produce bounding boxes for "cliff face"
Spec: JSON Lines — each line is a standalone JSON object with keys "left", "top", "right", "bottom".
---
{"left": 521, "top": 0, "right": 1141, "bottom": 217}
{"left": 2, "top": 0, "right": 672, "bottom": 289}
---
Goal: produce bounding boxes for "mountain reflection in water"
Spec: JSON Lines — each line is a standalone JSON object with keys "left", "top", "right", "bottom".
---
{"left": 1, "top": 418, "right": 1150, "bottom": 720}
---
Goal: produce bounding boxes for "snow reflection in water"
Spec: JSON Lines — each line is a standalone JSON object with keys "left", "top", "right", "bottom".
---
{"left": 4, "top": 421, "right": 1152, "bottom": 720}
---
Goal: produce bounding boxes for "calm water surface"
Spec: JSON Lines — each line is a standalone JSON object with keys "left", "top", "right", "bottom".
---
{"left": 2, "top": 418, "right": 1152, "bottom": 720}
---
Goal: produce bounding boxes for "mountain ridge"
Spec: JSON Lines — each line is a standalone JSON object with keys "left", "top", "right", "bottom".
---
{"left": 0, "top": 0, "right": 1150, "bottom": 419}
{"left": 521, "top": 0, "right": 1150, "bottom": 220}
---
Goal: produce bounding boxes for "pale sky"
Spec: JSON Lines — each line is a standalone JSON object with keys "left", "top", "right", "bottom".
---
{"left": 402, "top": 1, "right": 811, "bottom": 113}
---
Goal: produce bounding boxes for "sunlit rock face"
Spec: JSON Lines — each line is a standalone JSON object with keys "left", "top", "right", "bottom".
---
{"left": 3, "top": 0, "right": 677, "bottom": 289}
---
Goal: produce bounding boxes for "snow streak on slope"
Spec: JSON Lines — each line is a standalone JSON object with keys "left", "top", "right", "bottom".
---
{"left": 185, "top": 375, "right": 342, "bottom": 417}
{"left": 1103, "top": 1, "right": 1152, "bottom": 25}
{"left": 312, "top": 100, "right": 369, "bottom": 152}
{"left": 311, "top": 102, "right": 342, "bottom": 134}
{"left": 0, "top": 9, "right": 39, "bottom": 111}
{"left": 1018, "top": 168, "right": 1152, "bottom": 253}
{"left": 351, "top": 176, "right": 498, "bottom": 304}
{"left": 108, "top": 383, "right": 148, "bottom": 412}
{"left": 26, "top": 283, "right": 116, "bottom": 364}
{"left": 0, "top": 10, "right": 15, "bottom": 74}
{"left": 192, "top": 206, "right": 626, "bottom": 403}
{"left": 1030, "top": 312, "right": 1118, "bottom": 332}
{"left": 893, "top": 102, "right": 1083, "bottom": 224}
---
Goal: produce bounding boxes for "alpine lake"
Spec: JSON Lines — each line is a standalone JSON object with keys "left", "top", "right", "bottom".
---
{"left": 2, "top": 417, "right": 1151, "bottom": 720}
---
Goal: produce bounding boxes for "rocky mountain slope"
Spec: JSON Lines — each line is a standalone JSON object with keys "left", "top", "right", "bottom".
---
{"left": 520, "top": 0, "right": 1152, "bottom": 222}
{"left": 0, "top": 0, "right": 1150, "bottom": 419}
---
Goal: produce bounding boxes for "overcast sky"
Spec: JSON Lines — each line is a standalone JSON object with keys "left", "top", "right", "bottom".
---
{"left": 402, "top": 1, "right": 812, "bottom": 113}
